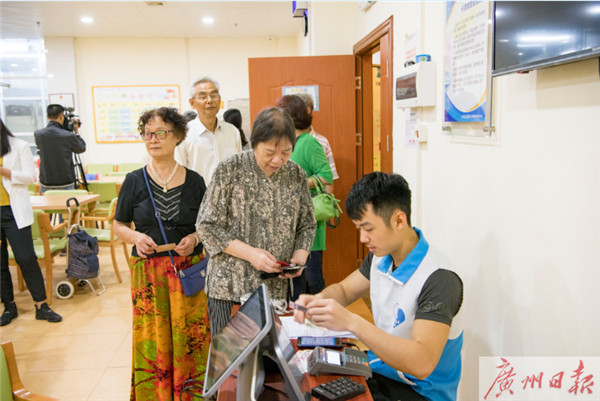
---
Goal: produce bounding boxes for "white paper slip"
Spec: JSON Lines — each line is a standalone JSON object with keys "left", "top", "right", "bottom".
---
{"left": 279, "top": 316, "right": 356, "bottom": 339}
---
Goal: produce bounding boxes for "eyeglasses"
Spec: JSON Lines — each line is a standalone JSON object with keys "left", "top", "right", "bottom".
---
{"left": 140, "top": 129, "right": 174, "bottom": 141}
{"left": 194, "top": 92, "right": 220, "bottom": 102}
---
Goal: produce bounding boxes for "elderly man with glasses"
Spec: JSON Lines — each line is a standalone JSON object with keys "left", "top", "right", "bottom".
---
{"left": 175, "top": 77, "right": 242, "bottom": 185}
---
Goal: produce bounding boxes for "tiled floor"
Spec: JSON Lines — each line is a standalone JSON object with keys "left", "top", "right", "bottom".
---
{"left": 1, "top": 246, "right": 373, "bottom": 400}
{"left": 1, "top": 246, "right": 132, "bottom": 401}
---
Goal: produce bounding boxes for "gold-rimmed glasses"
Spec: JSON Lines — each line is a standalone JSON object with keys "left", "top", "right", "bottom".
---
{"left": 140, "top": 129, "right": 174, "bottom": 141}
{"left": 194, "top": 92, "right": 220, "bottom": 102}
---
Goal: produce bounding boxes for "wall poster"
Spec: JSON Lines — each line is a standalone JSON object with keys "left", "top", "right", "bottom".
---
{"left": 92, "top": 85, "right": 180, "bottom": 143}
{"left": 282, "top": 85, "right": 320, "bottom": 111}
{"left": 444, "top": 1, "right": 489, "bottom": 122}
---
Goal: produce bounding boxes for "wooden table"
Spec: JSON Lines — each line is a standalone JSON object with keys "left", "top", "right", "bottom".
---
{"left": 216, "top": 339, "right": 373, "bottom": 401}
{"left": 30, "top": 194, "right": 99, "bottom": 223}
{"left": 88, "top": 175, "right": 126, "bottom": 192}
{"left": 30, "top": 194, "right": 99, "bottom": 210}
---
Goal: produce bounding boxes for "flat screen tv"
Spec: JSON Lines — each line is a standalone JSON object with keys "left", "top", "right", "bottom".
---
{"left": 492, "top": 1, "right": 600, "bottom": 76}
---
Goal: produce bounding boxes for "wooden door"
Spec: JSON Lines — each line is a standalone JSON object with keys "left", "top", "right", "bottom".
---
{"left": 354, "top": 17, "right": 394, "bottom": 178}
{"left": 248, "top": 55, "right": 357, "bottom": 286}
{"left": 353, "top": 17, "right": 394, "bottom": 263}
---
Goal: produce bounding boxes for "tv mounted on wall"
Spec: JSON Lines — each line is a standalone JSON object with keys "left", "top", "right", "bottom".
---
{"left": 492, "top": 1, "right": 600, "bottom": 76}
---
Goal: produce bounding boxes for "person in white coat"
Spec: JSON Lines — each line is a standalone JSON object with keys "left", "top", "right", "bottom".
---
{"left": 0, "top": 118, "right": 62, "bottom": 326}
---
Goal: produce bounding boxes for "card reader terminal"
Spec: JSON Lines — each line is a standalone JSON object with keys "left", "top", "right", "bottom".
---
{"left": 307, "top": 346, "right": 372, "bottom": 378}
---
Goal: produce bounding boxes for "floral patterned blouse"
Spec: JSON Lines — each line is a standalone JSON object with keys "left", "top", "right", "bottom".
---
{"left": 196, "top": 150, "right": 317, "bottom": 302}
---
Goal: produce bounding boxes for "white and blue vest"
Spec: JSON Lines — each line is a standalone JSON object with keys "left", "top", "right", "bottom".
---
{"left": 368, "top": 228, "right": 463, "bottom": 401}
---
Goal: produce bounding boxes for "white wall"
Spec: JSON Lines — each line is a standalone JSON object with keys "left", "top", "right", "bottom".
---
{"left": 356, "top": 2, "right": 600, "bottom": 400}
{"left": 45, "top": 37, "right": 78, "bottom": 106}
{"left": 308, "top": 2, "right": 358, "bottom": 56}
{"left": 47, "top": 36, "right": 298, "bottom": 165}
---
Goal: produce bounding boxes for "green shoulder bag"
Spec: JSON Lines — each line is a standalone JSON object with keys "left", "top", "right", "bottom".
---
{"left": 311, "top": 175, "right": 343, "bottom": 227}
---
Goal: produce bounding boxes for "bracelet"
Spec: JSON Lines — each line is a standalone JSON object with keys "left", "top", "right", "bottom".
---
{"left": 193, "top": 233, "right": 200, "bottom": 247}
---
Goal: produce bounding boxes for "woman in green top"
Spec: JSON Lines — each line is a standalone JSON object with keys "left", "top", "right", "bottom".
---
{"left": 276, "top": 95, "right": 333, "bottom": 299}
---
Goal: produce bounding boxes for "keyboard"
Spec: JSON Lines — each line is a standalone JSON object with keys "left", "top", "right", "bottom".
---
{"left": 311, "top": 376, "right": 366, "bottom": 401}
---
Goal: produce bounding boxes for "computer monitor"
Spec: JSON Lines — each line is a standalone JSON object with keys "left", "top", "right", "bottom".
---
{"left": 263, "top": 307, "right": 310, "bottom": 401}
{"left": 202, "top": 284, "right": 310, "bottom": 401}
{"left": 202, "top": 284, "right": 272, "bottom": 399}
{"left": 241, "top": 300, "right": 310, "bottom": 401}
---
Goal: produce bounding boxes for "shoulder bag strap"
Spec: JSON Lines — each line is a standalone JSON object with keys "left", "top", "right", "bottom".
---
{"left": 142, "top": 167, "right": 179, "bottom": 274}
{"left": 311, "top": 175, "right": 326, "bottom": 194}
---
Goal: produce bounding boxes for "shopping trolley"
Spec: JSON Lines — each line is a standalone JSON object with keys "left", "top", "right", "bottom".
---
{"left": 55, "top": 197, "right": 106, "bottom": 299}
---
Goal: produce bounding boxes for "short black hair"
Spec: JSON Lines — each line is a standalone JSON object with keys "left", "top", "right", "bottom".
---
{"left": 275, "top": 95, "right": 312, "bottom": 131}
{"left": 224, "top": 108, "right": 248, "bottom": 148}
{"left": 137, "top": 107, "right": 188, "bottom": 144}
{"left": 250, "top": 107, "right": 296, "bottom": 150}
{"left": 345, "top": 172, "right": 412, "bottom": 227}
{"left": 183, "top": 110, "right": 197, "bottom": 122}
{"left": 47, "top": 104, "right": 65, "bottom": 119}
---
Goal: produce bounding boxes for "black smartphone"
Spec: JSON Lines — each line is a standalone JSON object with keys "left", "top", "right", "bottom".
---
{"left": 297, "top": 336, "right": 343, "bottom": 349}
{"left": 282, "top": 264, "right": 303, "bottom": 274}
{"left": 260, "top": 263, "right": 303, "bottom": 279}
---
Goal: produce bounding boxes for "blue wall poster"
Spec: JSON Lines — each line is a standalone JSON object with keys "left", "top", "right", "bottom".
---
{"left": 444, "top": 1, "right": 488, "bottom": 122}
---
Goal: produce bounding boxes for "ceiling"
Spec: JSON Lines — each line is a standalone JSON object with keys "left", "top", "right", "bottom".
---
{"left": 0, "top": 1, "right": 304, "bottom": 39}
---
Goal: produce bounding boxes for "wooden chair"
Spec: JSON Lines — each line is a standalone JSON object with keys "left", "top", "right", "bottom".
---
{"left": 86, "top": 182, "right": 119, "bottom": 224}
{"left": 0, "top": 340, "right": 59, "bottom": 401}
{"left": 27, "top": 183, "right": 39, "bottom": 195}
{"left": 85, "top": 163, "right": 115, "bottom": 175}
{"left": 116, "top": 162, "right": 143, "bottom": 173}
{"left": 8, "top": 211, "right": 67, "bottom": 305}
{"left": 79, "top": 197, "right": 126, "bottom": 283}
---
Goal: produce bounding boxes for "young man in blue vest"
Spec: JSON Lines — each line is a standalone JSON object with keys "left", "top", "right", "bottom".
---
{"left": 294, "top": 172, "right": 463, "bottom": 401}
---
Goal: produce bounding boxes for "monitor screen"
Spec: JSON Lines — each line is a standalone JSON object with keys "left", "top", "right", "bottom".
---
{"left": 263, "top": 309, "right": 308, "bottom": 400}
{"left": 493, "top": 1, "right": 600, "bottom": 76}
{"left": 271, "top": 312, "right": 296, "bottom": 362}
{"left": 202, "top": 284, "right": 272, "bottom": 398}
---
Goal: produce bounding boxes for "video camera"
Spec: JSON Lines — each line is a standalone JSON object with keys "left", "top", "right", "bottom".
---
{"left": 63, "top": 107, "right": 82, "bottom": 132}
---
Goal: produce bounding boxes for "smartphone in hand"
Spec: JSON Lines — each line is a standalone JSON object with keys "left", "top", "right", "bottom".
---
{"left": 297, "top": 336, "right": 343, "bottom": 349}
{"left": 260, "top": 261, "right": 303, "bottom": 279}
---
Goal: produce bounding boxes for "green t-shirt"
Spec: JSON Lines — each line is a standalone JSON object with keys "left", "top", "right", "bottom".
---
{"left": 290, "top": 133, "right": 333, "bottom": 251}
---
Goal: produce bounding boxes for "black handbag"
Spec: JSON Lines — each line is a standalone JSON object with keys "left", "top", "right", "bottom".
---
{"left": 142, "top": 168, "right": 207, "bottom": 297}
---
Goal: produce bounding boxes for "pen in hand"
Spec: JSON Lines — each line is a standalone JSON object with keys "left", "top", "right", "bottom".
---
{"left": 290, "top": 302, "right": 321, "bottom": 330}
{"left": 289, "top": 301, "right": 308, "bottom": 312}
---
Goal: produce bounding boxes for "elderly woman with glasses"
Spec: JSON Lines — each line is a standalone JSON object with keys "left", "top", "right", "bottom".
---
{"left": 114, "top": 107, "right": 210, "bottom": 400}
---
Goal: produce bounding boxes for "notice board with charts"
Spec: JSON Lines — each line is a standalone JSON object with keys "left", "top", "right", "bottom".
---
{"left": 92, "top": 85, "right": 181, "bottom": 143}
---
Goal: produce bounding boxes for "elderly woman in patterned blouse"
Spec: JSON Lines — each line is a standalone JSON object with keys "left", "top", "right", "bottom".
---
{"left": 197, "top": 107, "right": 317, "bottom": 335}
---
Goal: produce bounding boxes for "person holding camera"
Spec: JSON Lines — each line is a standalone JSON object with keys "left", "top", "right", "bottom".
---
{"left": 34, "top": 104, "right": 86, "bottom": 193}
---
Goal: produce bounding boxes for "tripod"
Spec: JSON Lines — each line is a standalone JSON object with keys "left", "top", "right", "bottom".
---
{"left": 73, "top": 153, "right": 88, "bottom": 191}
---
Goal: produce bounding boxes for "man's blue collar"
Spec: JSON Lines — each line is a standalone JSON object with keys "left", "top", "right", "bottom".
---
{"left": 376, "top": 227, "right": 429, "bottom": 284}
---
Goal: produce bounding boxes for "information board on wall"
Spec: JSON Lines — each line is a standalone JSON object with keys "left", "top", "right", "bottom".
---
{"left": 92, "top": 85, "right": 181, "bottom": 143}
{"left": 444, "top": 1, "right": 489, "bottom": 122}
{"left": 282, "top": 85, "right": 320, "bottom": 111}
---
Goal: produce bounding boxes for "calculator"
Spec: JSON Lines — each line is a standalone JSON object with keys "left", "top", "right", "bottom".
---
{"left": 311, "top": 376, "right": 366, "bottom": 401}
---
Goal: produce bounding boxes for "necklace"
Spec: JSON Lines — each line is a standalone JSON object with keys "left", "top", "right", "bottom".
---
{"left": 148, "top": 161, "right": 178, "bottom": 193}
